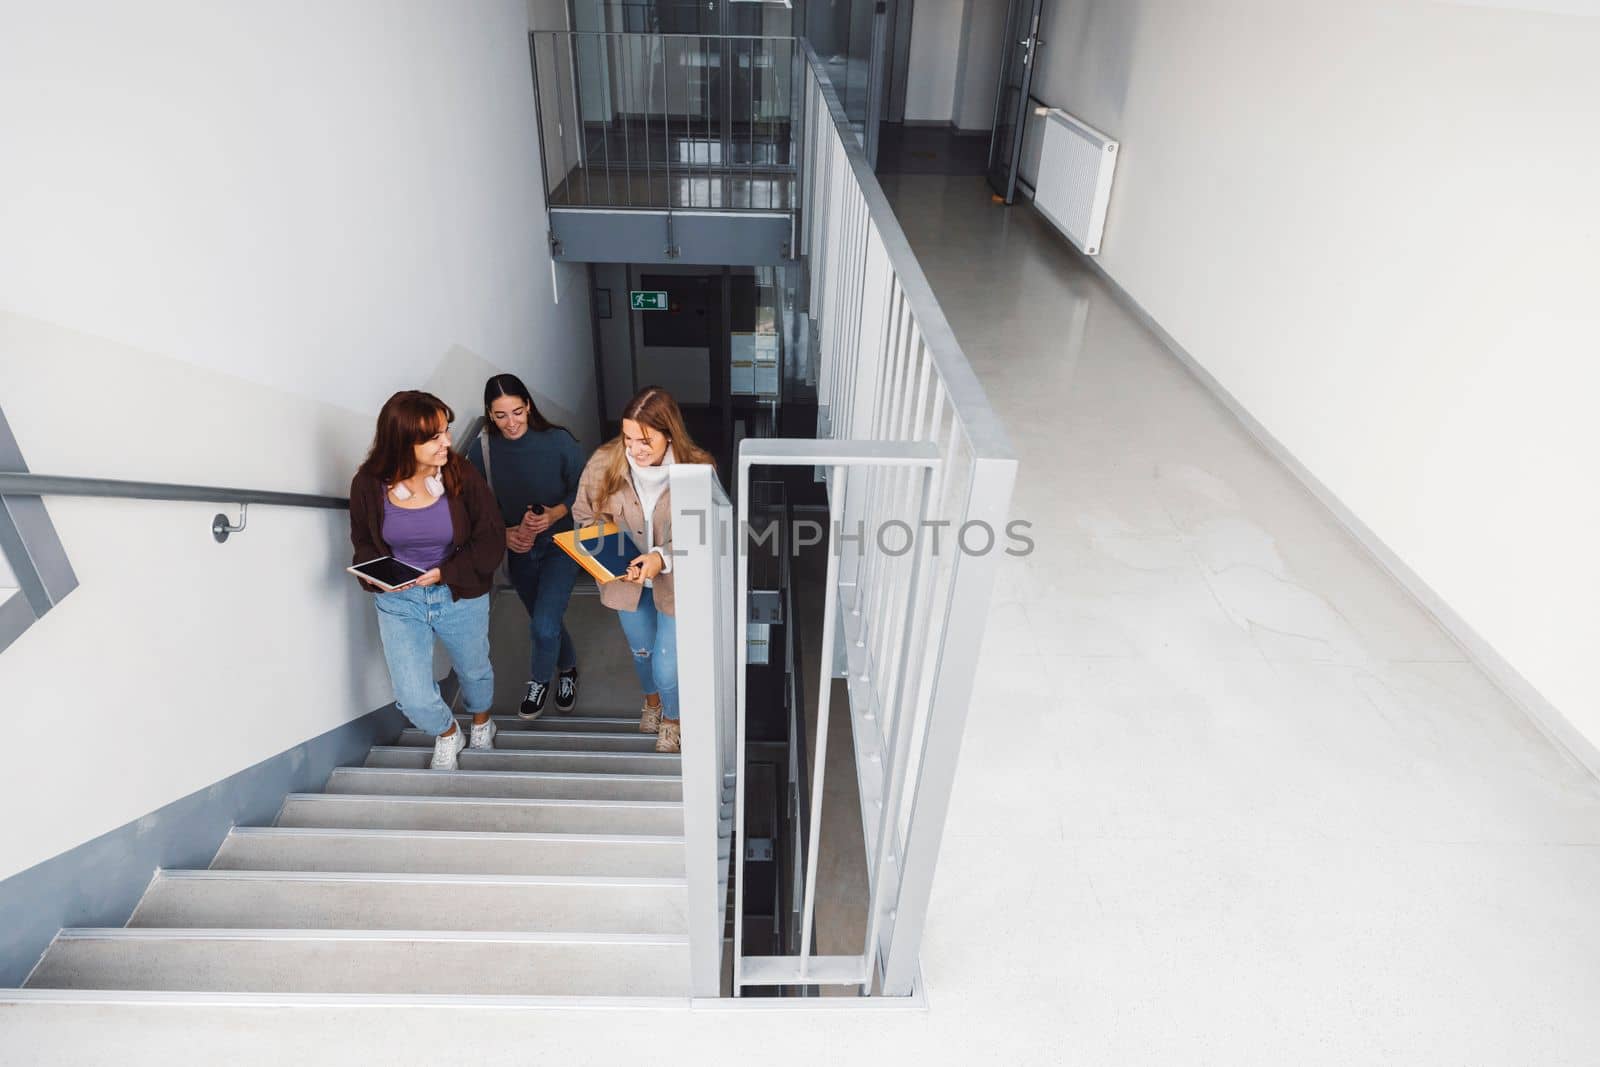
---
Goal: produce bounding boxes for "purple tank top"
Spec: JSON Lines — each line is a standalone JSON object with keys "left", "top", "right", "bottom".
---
{"left": 382, "top": 495, "right": 453, "bottom": 572}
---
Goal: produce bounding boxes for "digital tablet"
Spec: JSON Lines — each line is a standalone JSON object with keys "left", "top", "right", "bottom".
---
{"left": 348, "top": 556, "right": 427, "bottom": 591}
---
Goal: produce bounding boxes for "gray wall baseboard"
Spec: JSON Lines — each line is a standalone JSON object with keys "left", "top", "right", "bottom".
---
{"left": 0, "top": 702, "right": 406, "bottom": 988}
{"left": 1037, "top": 203, "right": 1600, "bottom": 784}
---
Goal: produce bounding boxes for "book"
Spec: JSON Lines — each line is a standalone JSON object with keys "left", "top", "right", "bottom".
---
{"left": 554, "top": 522, "right": 644, "bottom": 583}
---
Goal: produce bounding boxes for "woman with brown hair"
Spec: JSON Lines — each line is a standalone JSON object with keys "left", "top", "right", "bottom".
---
{"left": 571, "top": 386, "right": 714, "bottom": 754}
{"left": 350, "top": 390, "right": 504, "bottom": 770}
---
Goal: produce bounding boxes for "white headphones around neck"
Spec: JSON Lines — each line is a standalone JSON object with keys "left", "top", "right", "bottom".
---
{"left": 390, "top": 474, "right": 444, "bottom": 501}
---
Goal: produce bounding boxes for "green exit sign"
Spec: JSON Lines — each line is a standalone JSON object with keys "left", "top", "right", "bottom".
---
{"left": 630, "top": 290, "right": 669, "bottom": 312}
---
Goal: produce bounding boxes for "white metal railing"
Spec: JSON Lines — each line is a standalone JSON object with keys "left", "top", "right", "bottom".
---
{"left": 669, "top": 42, "right": 1017, "bottom": 1000}
{"left": 753, "top": 46, "right": 1017, "bottom": 997}
{"left": 669, "top": 463, "right": 738, "bottom": 997}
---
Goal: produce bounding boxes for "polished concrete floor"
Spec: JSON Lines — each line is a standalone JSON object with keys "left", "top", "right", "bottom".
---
{"left": 875, "top": 124, "right": 991, "bottom": 177}
{"left": 9, "top": 186, "right": 1600, "bottom": 1066}
{"left": 874, "top": 174, "right": 1600, "bottom": 1062}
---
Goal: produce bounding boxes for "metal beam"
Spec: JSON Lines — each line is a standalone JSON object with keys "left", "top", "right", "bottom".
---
{"left": 550, "top": 209, "right": 796, "bottom": 266}
{"left": 0, "top": 407, "right": 78, "bottom": 630}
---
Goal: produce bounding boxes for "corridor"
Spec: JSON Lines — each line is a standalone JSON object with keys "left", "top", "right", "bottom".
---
{"left": 876, "top": 173, "right": 1600, "bottom": 1061}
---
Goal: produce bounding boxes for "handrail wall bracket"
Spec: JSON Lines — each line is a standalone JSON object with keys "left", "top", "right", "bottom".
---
{"left": 212, "top": 504, "right": 248, "bottom": 543}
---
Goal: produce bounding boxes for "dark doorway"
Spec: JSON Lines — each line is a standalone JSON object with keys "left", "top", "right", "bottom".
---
{"left": 636, "top": 272, "right": 728, "bottom": 470}
{"left": 986, "top": 0, "right": 1047, "bottom": 203}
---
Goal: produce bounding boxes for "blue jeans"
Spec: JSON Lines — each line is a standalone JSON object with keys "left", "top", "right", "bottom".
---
{"left": 373, "top": 585, "right": 494, "bottom": 736}
{"left": 506, "top": 538, "right": 579, "bottom": 683}
{"left": 615, "top": 587, "right": 678, "bottom": 722}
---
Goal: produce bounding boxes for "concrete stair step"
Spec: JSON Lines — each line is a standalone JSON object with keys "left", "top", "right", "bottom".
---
{"left": 211, "top": 826, "right": 685, "bottom": 878}
{"left": 365, "top": 746, "right": 680, "bottom": 777}
{"left": 399, "top": 728, "right": 657, "bottom": 753}
{"left": 127, "top": 870, "right": 687, "bottom": 935}
{"left": 325, "top": 766, "right": 681, "bottom": 803}
{"left": 275, "top": 793, "right": 683, "bottom": 836}
{"left": 25, "top": 929, "right": 689, "bottom": 996}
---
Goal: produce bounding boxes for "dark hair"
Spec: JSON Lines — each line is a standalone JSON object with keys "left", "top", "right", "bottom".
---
{"left": 357, "top": 390, "right": 469, "bottom": 496}
{"left": 483, "top": 374, "right": 567, "bottom": 438}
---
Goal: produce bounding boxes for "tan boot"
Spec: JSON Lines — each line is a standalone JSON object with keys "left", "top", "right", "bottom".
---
{"left": 655, "top": 719, "right": 680, "bottom": 753}
{"left": 639, "top": 701, "right": 662, "bottom": 734}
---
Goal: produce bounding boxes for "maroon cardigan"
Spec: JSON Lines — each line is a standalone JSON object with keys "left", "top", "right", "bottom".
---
{"left": 349, "top": 464, "right": 504, "bottom": 602}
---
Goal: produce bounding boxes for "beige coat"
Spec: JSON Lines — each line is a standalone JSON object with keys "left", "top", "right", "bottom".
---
{"left": 571, "top": 445, "right": 675, "bottom": 616}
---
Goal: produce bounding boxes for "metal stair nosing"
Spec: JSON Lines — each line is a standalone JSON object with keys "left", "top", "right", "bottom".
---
{"left": 363, "top": 746, "right": 681, "bottom": 773}
{"left": 396, "top": 728, "right": 660, "bottom": 752}
{"left": 328, "top": 766, "right": 683, "bottom": 786}
{"left": 453, "top": 714, "right": 643, "bottom": 732}
{"left": 276, "top": 792, "right": 685, "bottom": 815}
{"left": 272, "top": 791, "right": 686, "bottom": 836}
{"left": 126, "top": 868, "right": 692, "bottom": 935}
{"left": 323, "top": 766, "right": 684, "bottom": 803}
{"left": 217, "top": 825, "right": 688, "bottom": 847}
{"left": 143, "top": 868, "right": 688, "bottom": 889}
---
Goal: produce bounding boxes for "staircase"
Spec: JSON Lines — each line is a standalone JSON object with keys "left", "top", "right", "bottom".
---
{"left": 22, "top": 711, "right": 690, "bottom": 999}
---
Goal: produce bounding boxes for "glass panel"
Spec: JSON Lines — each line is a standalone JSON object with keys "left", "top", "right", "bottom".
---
{"left": 531, "top": 16, "right": 796, "bottom": 209}
{"left": 807, "top": 0, "right": 876, "bottom": 143}
{"left": 725, "top": 0, "right": 794, "bottom": 36}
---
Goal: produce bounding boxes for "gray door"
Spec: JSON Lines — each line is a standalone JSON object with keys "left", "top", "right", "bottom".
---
{"left": 986, "top": 0, "right": 1046, "bottom": 204}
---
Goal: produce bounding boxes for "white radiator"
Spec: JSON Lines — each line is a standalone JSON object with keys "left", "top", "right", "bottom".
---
{"left": 1031, "top": 107, "right": 1119, "bottom": 257}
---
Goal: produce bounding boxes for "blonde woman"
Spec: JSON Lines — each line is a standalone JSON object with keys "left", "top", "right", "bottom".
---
{"left": 571, "top": 387, "right": 714, "bottom": 754}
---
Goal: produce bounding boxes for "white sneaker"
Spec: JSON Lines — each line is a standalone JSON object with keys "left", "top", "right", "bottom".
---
{"left": 468, "top": 719, "right": 497, "bottom": 750}
{"left": 430, "top": 727, "right": 466, "bottom": 770}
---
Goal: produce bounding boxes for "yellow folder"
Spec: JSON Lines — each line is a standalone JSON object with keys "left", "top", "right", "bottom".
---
{"left": 553, "top": 522, "right": 642, "bottom": 584}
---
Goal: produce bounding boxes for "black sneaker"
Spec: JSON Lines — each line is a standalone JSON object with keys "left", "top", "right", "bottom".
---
{"left": 518, "top": 679, "right": 548, "bottom": 721}
{"left": 555, "top": 668, "right": 578, "bottom": 713}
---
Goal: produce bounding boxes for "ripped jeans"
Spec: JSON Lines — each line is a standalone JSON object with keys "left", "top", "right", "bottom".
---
{"left": 613, "top": 586, "right": 679, "bottom": 722}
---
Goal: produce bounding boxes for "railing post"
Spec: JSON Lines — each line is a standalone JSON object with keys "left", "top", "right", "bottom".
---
{"left": 876, "top": 453, "right": 1018, "bottom": 996}
{"left": 669, "top": 463, "right": 727, "bottom": 998}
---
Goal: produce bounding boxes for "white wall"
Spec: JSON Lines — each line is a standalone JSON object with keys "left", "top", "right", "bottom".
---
{"left": 1024, "top": 0, "right": 1600, "bottom": 747}
{"left": 905, "top": 0, "right": 1011, "bottom": 129}
{"left": 903, "top": 0, "right": 965, "bottom": 122}
{"left": 953, "top": 0, "right": 1008, "bottom": 130}
{"left": 0, "top": 0, "right": 597, "bottom": 882}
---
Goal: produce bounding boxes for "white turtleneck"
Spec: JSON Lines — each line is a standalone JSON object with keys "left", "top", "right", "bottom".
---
{"left": 626, "top": 445, "right": 674, "bottom": 585}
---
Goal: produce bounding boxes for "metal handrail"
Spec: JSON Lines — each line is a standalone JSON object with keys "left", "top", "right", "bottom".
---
{"left": 0, "top": 403, "right": 487, "bottom": 511}
{"left": 0, "top": 473, "right": 346, "bottom": 545}
{"left": 0, "top": 411, "right": 489, "bottom": 510}
{"left": 546, "top": 31, "right": 797, "bottom": 41}
{"left": 0, "top": 473, "right": 345, "bottom": 511}
{"left": 799, "top": 39, "right": 1013, "bottom": 460}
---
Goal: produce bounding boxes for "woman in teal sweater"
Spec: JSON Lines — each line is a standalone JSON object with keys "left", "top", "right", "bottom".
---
{"left": 466, "top": 374, "right": 586, "bottom": 719}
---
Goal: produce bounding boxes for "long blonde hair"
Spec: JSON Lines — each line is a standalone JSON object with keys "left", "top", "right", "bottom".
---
{"left": 592, "top": 386, "right": 714, "bottom": 512}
